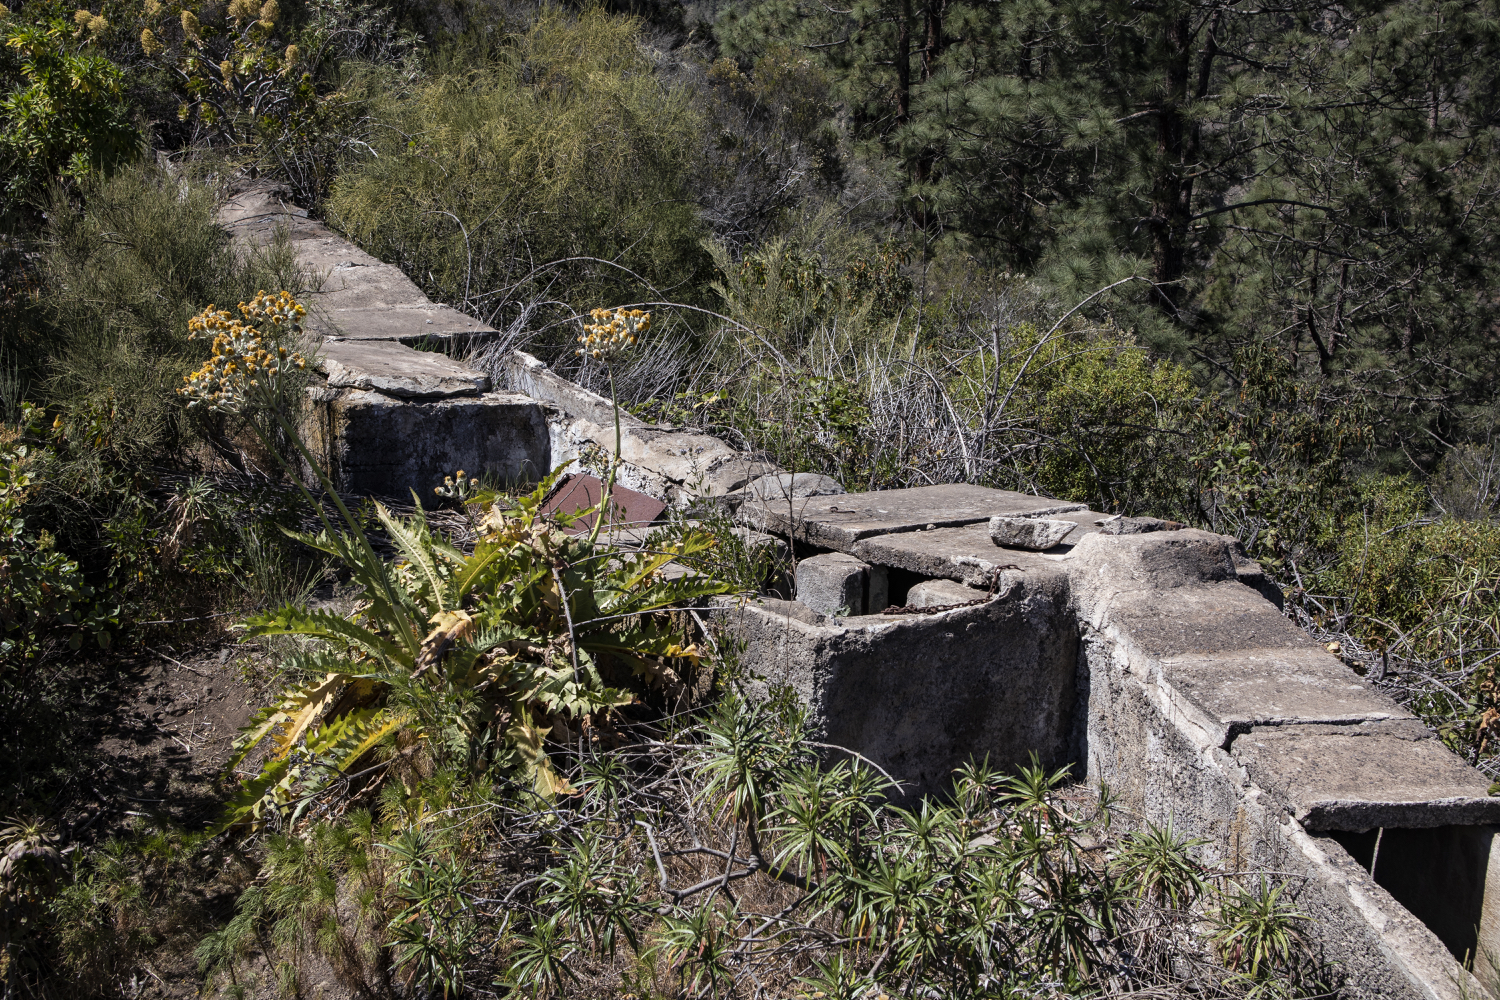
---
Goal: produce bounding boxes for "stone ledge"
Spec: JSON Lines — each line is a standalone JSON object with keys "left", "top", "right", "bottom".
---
{"left": 1233, "top": 727, "right": 1500, "bottom": 831}
{"left": 742, "top": 483, "right": 1086, "bottom": 551}
{"left": 319, "top": 339, "right": 490, "bottom": 398}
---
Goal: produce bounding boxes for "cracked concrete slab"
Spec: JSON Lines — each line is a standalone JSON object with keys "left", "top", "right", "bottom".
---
{"left": 740, "top": 483, "right": 1087, "bottom": 550}
{"left": 1233, "top": 727, "right": 1500, "bottom": 830}
{"left": 319, "top": 339, "right": 490, "bottom": 398}
{"left": 850, "top": 522, "right": 1064, "bottom": 588}
{"left": 1154, "top": 647, "right": 1416, "bottom": 748}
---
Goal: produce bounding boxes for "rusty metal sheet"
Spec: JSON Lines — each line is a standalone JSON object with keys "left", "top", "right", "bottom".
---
{"left": 539, "top": 473, "right": 667, "bottom": 536}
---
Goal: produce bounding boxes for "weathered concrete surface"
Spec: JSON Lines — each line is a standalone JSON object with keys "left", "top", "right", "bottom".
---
{"left": 1065, "top": 528, "right": 1498, "bottom": 1000}
{"left": 320, "top": 339, "right": 490, "bottom": 398}
{"left": 719, "top": 487, "right": 1500, "bottom": 1000}
{"left": 500, "top": 350, "right": 780, "bottom": 504}
{"left": 300, "top": 387, "right": 549, "bottom": 496}
{"left": 740, "top": 483, "right": 1087, "bottom": 550}
{"left": 713, "top": 564, "right": 1078, "bottom": 796}
{"left": 221, "top": 183, "right": 497, "bottom": 345}
{"left": 906, "top": 578, "right": 990, "bottom": 608}
{"left": 1234, "top": 726, "right": 1500, "bottom": 830}
{"left": 990, "top": 515, "right": 1078, "bottom": 550}
{"left": 795, "top": 552, "right": 870, "bottom": 616}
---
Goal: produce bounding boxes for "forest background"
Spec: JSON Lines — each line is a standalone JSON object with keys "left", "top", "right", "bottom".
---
{"left": 3, "top": 0, "right": 1500, "bottom": 991}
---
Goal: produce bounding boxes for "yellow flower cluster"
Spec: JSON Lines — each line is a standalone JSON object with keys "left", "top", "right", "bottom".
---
{"left": 179, "top": 291, "right": 308, "bottom": 413}
{"left": 576, "top": 307, "right": 650, "bottom": 360}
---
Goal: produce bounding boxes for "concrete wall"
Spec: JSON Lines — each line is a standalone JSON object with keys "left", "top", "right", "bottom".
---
{"left": 716, "top": 520, "right": 1500, "bottom": 1000}
{"left": 713, "top": 562, "right": 1077, "bottom": 798}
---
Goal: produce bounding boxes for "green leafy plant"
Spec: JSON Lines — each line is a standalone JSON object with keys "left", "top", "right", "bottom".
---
{"left": 0, "top": 13, "right": 139, "bottom": 205}
{"left": 1211, "top": 877, "right": 1309, "bottom": 981}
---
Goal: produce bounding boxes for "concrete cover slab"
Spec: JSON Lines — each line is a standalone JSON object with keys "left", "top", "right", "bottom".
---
{"left": 739, "top": 484, "right": 1086, "bottom": 550}
{"left": 319, "top": 339, "right": 490, "bottom": 398}
{"left": 851, "top": 523, "right": 1064, "bottom": 588}
{"left": 1105, "top": 583, "right": 1314, "bottom": 658}
{"left": 311, "top": 304, "right": 496, "bottom": 342}
{"left": 1156, "top": 647, "right": 1414, "bottom": 746}
{"left": 1233, "top": 728, "right": 1500, "bottom": 830}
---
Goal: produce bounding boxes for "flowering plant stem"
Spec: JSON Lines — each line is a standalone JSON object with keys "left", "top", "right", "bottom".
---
{"left": 586, "top": 364, "right": 623, "bottom": 550}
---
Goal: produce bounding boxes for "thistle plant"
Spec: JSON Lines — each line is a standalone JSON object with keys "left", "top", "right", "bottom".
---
{"left": 575, "top": 308, "right": 650, "bottom": 546}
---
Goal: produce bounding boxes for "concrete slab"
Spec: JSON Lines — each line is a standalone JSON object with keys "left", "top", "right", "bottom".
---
{"left": 319, "top": 339, "right": 490, "bottom": 398}
{"left": 1233, "top": 727, "right": 1500, "bottom": 830}
{"left": 296, "top": 234, "right": 432, "bottom": 311}
{"left": 1104, "top": 583, "right": 1313, "bottom": 658}
{"left": 740, "top": 484, "right": 1087, "bottom": 551}
{"left": 311, "top": 304, "right": 496, "bottom": 342}
{"left": 300, "top": 388, "right": 549, "bottom": 497}
{"left": 850, "top": 523, "right": 1063, "bottom": 588}
{"left": 1155, "top": 646, "right": 1415, "bottom": 747}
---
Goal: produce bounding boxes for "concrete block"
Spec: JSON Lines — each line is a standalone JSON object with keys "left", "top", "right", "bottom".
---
{"left": 712, "top": 573, "right": 1079, "bottom": 797}
{"left": 740, "top": 483, "right": 1087, "bottom": 551}
{"left": 319, "top": 339, "right": 490, "bottom": 398}
{"left": 796, "top": 552, "right": 869, "bottom": 616}
{"left": 1232, "top": 727, "right": 1500, "bottom": 830}
{"left": 301, "top": 387, "right": 549, "bottom": 497}
{"left": 906, "top": 579, "right": 989, "bottom": 608}
{"left": 990, "top": 515, "right": 1077, "bottom": 550}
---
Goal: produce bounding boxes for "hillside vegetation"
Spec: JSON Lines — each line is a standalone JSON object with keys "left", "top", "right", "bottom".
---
{"left": 2, "top": 0, "right": 1500, "bottom": 994}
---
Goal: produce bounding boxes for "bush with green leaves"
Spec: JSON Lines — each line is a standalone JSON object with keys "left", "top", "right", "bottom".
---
{"left": 199, "top": 695, "right": 1322, "bottom": 999}
{"left": 222, "top": 468, "right": 733, "bottom": 828}
{"left": 0, "top": 7, "right": 140, "bottom": 215}
{"left": 326, "top": 8, "right": 713, "bottom": 328}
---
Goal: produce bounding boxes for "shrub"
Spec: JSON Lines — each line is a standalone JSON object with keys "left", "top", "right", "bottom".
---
{"left": 326, "top": 8, "right": 712, "bottom": 328}
{"left": 0, "top": 11, "right": 141, "bottom": 216}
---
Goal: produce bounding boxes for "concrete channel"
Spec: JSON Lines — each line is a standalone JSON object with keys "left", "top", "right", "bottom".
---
{"left": 220, "top": 180, "right": 1500, "bottom": 1000}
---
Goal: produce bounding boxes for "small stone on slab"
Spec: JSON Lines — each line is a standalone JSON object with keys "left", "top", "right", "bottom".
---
{"left": 990, "top": 515, "right": 1077, "bottom": 551}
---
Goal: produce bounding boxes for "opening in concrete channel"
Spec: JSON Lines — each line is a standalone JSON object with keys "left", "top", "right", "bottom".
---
{"left": 1327, "top": 826, "right": 1499, "bottom": 973}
